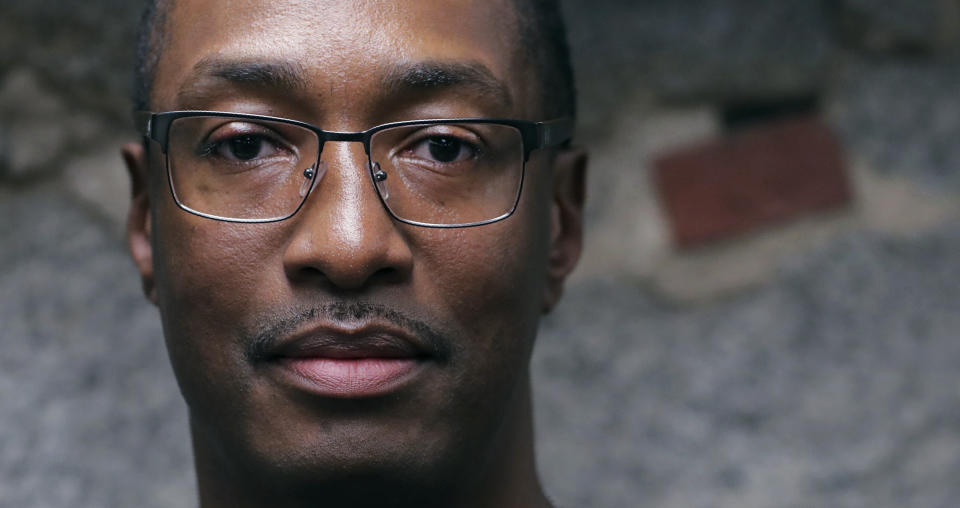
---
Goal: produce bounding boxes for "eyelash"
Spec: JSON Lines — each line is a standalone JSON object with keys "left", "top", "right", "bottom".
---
{"left": 196, "top": 124, "right": 286, "bottom": 158}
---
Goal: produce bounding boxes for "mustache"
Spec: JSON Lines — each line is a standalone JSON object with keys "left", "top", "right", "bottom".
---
{"left": 241, "top": 301, "right": 453, "bottom": 363}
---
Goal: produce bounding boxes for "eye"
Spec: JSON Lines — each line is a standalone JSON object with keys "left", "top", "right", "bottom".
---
{"left": 199, "top": 122, "right": 289, "bottom": 163}
{"left": 408, "top": 135, "right": 478, "bottom": 164}
{"left": 220, "top": 134, "right": 277, "bottom": 161}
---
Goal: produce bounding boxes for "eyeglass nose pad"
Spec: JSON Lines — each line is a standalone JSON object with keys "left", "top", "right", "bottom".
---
{"left": 299, "top": 160, "right": 327, "bottom": 197}
{"left": 371, "top": 161, "right": 389, "bottom": 200}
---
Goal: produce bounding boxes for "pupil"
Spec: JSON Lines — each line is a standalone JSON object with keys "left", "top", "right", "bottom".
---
{"left": 229, "top": 136, "right": 261, "bottom": 160}
{"left": 428, "top": 137, "right": 461, "bottom": 163}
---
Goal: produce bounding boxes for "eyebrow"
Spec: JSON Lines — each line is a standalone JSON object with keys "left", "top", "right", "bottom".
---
{"left": 175, "top": 57, "right": 512, "bottom": 111}
{"left": 381, "top": 61, "right": 513, "bottom": 110}
{"left": 176, "top": 57, "right": 307, "bottom": 104}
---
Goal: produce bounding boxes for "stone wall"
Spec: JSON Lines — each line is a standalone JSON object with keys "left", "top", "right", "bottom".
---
{"left": 2, "top": 1, "right": 959, "bottom": 507}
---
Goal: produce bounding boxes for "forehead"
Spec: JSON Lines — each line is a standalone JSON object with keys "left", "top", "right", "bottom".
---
{"left": 152, "top": 0, "right": 533, "bottom": 120}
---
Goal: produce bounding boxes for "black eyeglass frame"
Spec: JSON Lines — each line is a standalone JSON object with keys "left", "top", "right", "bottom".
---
{"left": 135, "top": 110, "right": 574, "bottom": 228}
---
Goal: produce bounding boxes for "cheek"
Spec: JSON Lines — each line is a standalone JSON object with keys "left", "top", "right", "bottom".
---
{"left": 158, "top": 222, "right": 283, "bottom": 309}
{"left": 403, "top": 201, "right": 552, "bottom": 435}
{"left": 152, "top": 212, "right": 289, "bottom": 387}
{"left": 426, "top": 230, "right": 539, "bottom": 321}
{"left": 146, "top": 149, "right": 284, "bottom": 325}
{"left": 411, "top": 174, "right": 553, "bottom": 362}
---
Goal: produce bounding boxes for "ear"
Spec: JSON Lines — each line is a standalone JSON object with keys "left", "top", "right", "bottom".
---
{"left": 122, "top": 141, "right": 157, "bottom": 304}
{"left": 542, "top": 146, "right": 587, "bottom": 313}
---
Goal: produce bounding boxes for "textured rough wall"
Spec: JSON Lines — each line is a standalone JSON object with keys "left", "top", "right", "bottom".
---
{"left": 2, "top": 2, "right": 960, "bottom": 507}
{"left": 0, "top": 0, "right": 139, "bottom": 118}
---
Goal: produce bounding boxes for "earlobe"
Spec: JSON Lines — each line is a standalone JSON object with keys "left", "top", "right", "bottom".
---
{"left": 122, "top": 142, "right": 158, "bottom": 304}
{"left": 542, "top": 147, "right": 587, "bottom": 313}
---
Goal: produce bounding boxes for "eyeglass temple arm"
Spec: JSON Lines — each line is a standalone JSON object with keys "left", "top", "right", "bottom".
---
{"left": 537, "top": 118, "right": 574, "bottom": 149}
{"left": 134, "top": 110, "right": 154, "bottom": 139}
{"left": 521, "top": 118, "right": 573, "bottom": 162}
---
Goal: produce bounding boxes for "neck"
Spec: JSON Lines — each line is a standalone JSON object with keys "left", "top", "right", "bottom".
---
{"left": 459, "top": 382, "right": 553, "bottom": 508}
{"left": 191, "top": 378, "right": 552, "bottom": 508}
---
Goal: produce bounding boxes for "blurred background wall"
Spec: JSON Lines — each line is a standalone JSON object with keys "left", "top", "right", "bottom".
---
{"left": 2, "top": 1, "right": 959, "bottom": 507}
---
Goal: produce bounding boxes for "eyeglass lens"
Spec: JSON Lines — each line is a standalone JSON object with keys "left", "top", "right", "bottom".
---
{"left": 166, "top": 116, "right": 525, "bottom": 225}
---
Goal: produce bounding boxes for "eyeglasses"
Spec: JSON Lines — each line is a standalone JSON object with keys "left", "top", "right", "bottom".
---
{"left": 135, "top": 111, "right": 573, "bottom": 227}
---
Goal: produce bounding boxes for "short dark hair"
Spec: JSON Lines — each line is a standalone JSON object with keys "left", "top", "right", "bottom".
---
{"left": 131, "top": 0, "right": 169, "bottom": 114}
{"left": 512, "top": 0, "right": 577, "bottom": 119}
{"left": 131, "top": 0, "right": 576, "bottom": 119}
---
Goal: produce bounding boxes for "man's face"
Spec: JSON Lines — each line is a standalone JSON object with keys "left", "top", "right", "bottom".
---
{"left": 125, "top": 0, "right": 583, "bottom": 500}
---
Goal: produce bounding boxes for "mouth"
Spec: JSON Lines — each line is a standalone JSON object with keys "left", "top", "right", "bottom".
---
{"left": 261, "top": 323, "right": 435, "bottom": 399}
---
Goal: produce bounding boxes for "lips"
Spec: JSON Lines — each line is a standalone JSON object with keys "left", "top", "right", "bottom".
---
{"left": 262, "top": 324, "right": 433, "bottom": 398}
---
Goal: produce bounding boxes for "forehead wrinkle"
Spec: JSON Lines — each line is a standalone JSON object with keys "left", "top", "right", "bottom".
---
{"left": 381, "top": 60, "right": 514, "bottom": 112}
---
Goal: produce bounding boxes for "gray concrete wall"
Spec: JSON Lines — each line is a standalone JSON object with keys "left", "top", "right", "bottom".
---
{"left": 2, "top": 1, "right": 960, "bottom": 507}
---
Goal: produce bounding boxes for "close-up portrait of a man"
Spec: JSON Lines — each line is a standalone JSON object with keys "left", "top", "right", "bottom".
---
{"left": 122, "top": 1, "right": 585, "bottom": 507}
{"left": 8, "top": 1, "right": 960, "bottom": 507}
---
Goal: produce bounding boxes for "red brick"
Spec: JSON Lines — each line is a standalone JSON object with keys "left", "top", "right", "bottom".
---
{"left": 653, "top": 115, "right": 852, "bottom": 249}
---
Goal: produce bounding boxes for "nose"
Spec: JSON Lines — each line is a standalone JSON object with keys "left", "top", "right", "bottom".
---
{"left": 282, "top": 140, "right": 413, "bottom": 291}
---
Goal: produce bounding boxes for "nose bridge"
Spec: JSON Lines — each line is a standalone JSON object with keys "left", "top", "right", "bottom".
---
{"left": 314, "top": 128, "right": 371, "bottom": 185}
{"left": 323, "top": 130, "right": 369, "bottom": 146}
{"left": 319, "top": 136, "right": 371, "bottom": 190}
{"left": 311, "top": 136, "right": 378, "bottom": 229}
{"left": 282, "top": 131, "right": 410, "bottom": 290}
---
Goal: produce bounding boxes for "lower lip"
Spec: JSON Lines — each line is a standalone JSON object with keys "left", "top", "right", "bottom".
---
{"left": 275, "top": 357, "right": 422, "bottom": 398}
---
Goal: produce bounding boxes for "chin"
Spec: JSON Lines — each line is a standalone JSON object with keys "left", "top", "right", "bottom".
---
{"left": 216, "top": 423, "right": 466, "bottom": 507}
{"left": 197, "top": 394, "right": 457, "bottom": 471}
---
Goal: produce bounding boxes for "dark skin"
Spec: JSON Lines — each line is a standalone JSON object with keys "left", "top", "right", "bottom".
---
{"left": 122, "top": 1, "right": 586, "bottom": 507}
